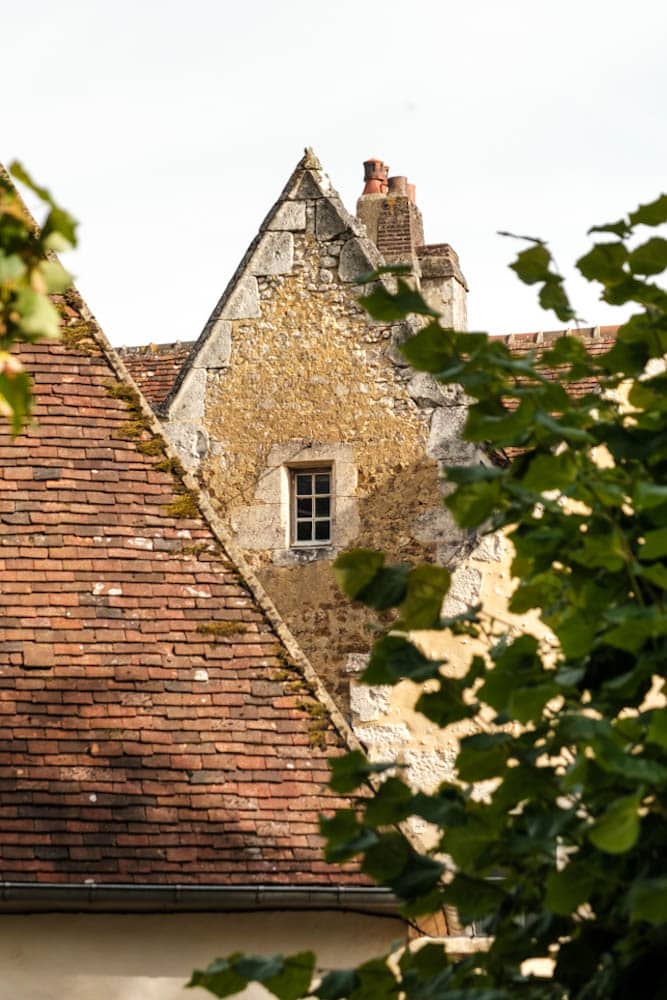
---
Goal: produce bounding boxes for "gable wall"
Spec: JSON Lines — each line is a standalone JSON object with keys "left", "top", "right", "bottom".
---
{"left": 159, "top": 156, "right": 547, "bottom": 805}
{"left": 162, "top": 163, "right": 480, "bottom": 705}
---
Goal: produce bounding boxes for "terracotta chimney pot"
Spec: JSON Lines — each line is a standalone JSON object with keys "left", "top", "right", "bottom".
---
{"left": 387, "top": 176, "right": 408, "bottom": 197}
{"left": 362, "top": 158, "right": 389, "bottom": 195}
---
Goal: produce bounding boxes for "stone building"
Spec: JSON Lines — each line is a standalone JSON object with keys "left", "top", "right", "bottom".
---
{"left": 121, "top": 150, "right": 477, "bottom": 712}
{"left": 121, "top": 151, "right": 618, "bottom": 803}
{"left": 0, "top": 287, "right": 405, "bottom": 998}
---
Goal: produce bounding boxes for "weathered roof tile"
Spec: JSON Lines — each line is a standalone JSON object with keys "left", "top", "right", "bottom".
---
{"left": 118, "top": 342, "right": 195, "bottom": 407}
{"left": 0, "top": 299, "right": 360, "bottom": 887}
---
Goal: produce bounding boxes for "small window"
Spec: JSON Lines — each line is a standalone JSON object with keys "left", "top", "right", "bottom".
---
{"left": 291, "top": 468, "right": 332, "bottom": 546}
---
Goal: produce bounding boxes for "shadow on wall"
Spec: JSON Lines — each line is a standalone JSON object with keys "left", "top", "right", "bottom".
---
{"left": 256, "top": 458, "right": 476, "bottom": 709}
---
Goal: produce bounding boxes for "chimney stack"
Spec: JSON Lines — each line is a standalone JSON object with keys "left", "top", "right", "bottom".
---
{"left": 356, "top": 157, "right": 424, "bottom": 266}
{"left": 355, "top": 156, "right": 468, "bottom": 330}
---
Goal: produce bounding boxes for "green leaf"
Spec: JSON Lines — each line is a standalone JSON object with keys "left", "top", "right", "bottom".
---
{"left": 588, "top": 794, "right": 641, "bottom": 854}
{"left": 362, "top": 832, "right": 410, "bottom": 882}
{"left": 595, "top": 742, "right": 667, "bottom": 784}
{"left": 509, "top": 681, "right": 558, "bottom": 724}
{"left": 328, "top": 751, "right": 397, "bottom": 794}
{"left": 313, "top": 969, "right": 359, "bottom": 999}
{"left": 38, "top": 259, "right": 73, "bottom": 294}
{"left": 399, "top": 941, "right": 449, "bottom": 980}
{"left": 546, "top": 864, "right": 595, "bottom": 915}
{"left": 333, "top": 550, "right": 385, "bottom": 599}
{"left": 14, "top": 287, "right": 61, "bottom": 339}
{"left": 442, "top": 873, "right": 506, "bottom": 921}
{"left": 573, "top": 531, "right": 626, "bottom": 572}
{"left": 400, "top": 322, "right": 457, "bottom": 373}
{"left": 633, "top": 482, "right": 667, "bottom": 510}
{"left": 411, "top": 786, "right": 467, "bottom": 827}
{"left": 262, "top": 952, "right": 316, "bottom": 1000}
{"left": 509, "top": 243, "right": 552, "bottom": 285}
{"left": 42, "top": 205, "right": 79, "bottom": 251}
{"left": 320, "top": 810, "right": 378, "bottom": 863}
{"left": 360, "top": 280, "right": 437, "bottom": 322}
{"left": 639, "top": 527, "right": 667, "bottom": 560}
{"left": 456, "top": 733, "right": 511, "bottom": 782}
{"left": 188, "top": 957, "right": 248, "bottom": 997}
{"left": 576, "top": 242, "right": 628, "bottom": 282}
{"left": 628, "top": 878, "right": 667, "bottom": 925}
{"left": 363, "top": 634, "right": 442, "bottom": 685}
{"left": 588, "top": 218, "right": 631, "bottom": 238}
{"left": 0, "top": 252, "right": 25, "bottom": 283}
{"left": 364, "top": 778, "right": 414, "bottom": 826}
{"left": 0, "top": 369, "right": 32, "bottom": 436}
{"left": 9, "top": 160, "right": 59, "bottom": 208}
{"left": 629, "top": 194, "right": 667, "bottom": 227}
{"left": 521, "top": 451, "right": 578, "bottom": 492}
{"left": 358, "top": 563, "right": 410, "bottom": 611}
{"left": 390, "top": 851, "right": 445, "bottom": 901}
{"left": 349, "top": 957, "right": 398, "bottom": 1000}
{"left": 415, "top": 678, "right": 474, "bottom": 727}
{"left": 555, "top": 611, "right": 596, "bottom": 658}
{"left": 647, "top": 709, "right": 667, "bottom": 750}
{"left": 639, "top": 563, "right": 667, "bottom": 590}
{"left": 446, "top": 479, "right": 502, "bottom": 528}
{"left": 442, "top": 816, "right": 498, "bottom": 871}
{"left": 539, "top": 278, "right": 576, "bottom": 321}
{"left": 398, "top": 564, "right": 450, "bottom": 630}
{"left": 190, "top": 953, "right": 316, "bottom": 1000}
{"left": 628, "top": 237, "right": 667, "bottom": 277}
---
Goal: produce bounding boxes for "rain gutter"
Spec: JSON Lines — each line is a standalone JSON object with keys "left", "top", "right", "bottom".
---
{"left": 0, "top": 882, "right": 400, "bottom": 915}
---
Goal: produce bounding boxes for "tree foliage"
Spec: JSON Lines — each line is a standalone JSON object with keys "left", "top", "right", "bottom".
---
{"left": 190, "top": 193, "right": 667, "bottom": 999}
{"left": 0, "top": 163, "right": 77, "bottom": 433}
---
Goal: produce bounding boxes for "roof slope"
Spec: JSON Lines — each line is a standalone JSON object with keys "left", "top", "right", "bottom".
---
{"left": 0, "top": 294, "right": 360, "bottom": 887}
{"left": 119, "top": 342, "right": 195, "bottom": 407}
{"left": 501, "top": 325, "right": 619, "bottom": 396}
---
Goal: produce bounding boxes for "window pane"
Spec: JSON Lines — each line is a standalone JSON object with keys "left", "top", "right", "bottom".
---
{"left": 297, "top": 497, "right": 313, "bottom": 518}
{"left": 296, "top": 474, "right": 312, "bottom": 495}
{"left": 315, "top": 520, "right": 330, "bottom": 541}
{"left": 315, "top": 497, "right": 330, "bottom": 518}
{"left": 296, "top": 521, "right": 312, "bottom": 541}
{"left": 314, "top": 474, "right": 330, "bottom": 495}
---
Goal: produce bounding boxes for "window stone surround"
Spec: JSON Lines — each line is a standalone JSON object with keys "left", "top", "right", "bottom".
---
{"left": 229, "top": 441, "right": 359, "bottom": 565}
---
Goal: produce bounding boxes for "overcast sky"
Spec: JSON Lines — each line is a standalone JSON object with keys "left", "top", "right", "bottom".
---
{"left": 5, "top": 0, "right": 666, "bottom": 345}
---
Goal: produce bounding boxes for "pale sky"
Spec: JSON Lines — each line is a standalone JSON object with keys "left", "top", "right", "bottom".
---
{"left": 5, "top": 0, "right": 666, "bottom": 345}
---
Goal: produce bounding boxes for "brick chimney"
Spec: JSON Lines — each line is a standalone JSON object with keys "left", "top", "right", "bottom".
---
{"left": 356, "top": 157, "right": 468, "bottom": 330}
{"left": 356, "top": 159, "right": 424, "bottom": 266}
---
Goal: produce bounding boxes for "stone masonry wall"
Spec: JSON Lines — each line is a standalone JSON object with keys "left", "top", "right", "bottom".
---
{"left": 162, "top": 156, "right": 482, "bottom": 707}
{"left": 196, "top": 226, "right": 456, "bottom": 705}
{"left": 158, "top": 154, "right": 555, "bottom": 869}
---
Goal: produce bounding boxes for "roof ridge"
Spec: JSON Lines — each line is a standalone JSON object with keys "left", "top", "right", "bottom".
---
{"left": 496, "top": 324, "right": 620, "bottom": 343}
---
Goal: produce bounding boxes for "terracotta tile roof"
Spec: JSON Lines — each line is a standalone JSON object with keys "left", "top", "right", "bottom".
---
{"left": 0, "top": 298, "right": 360, "bottom": 887}
{"left": 499, "top": 325, "right": 619, "bottom": 396}
{"left": 494, "top": 325, "right": 619, "bottom": 460}
{"left": 118, "top": 342, "right": 194, "bottom": 407}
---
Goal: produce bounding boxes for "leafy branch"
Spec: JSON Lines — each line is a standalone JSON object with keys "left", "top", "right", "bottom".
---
{"left": 0, "top": 162, "right": 77, "bottom": 433}
{"left": 192, "top": 193, "right": 667, "bottom": 998}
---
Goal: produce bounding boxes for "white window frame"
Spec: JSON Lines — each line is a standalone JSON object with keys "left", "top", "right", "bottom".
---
{"left": 289, "top": 465, "right": 333, "bottom": 548}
